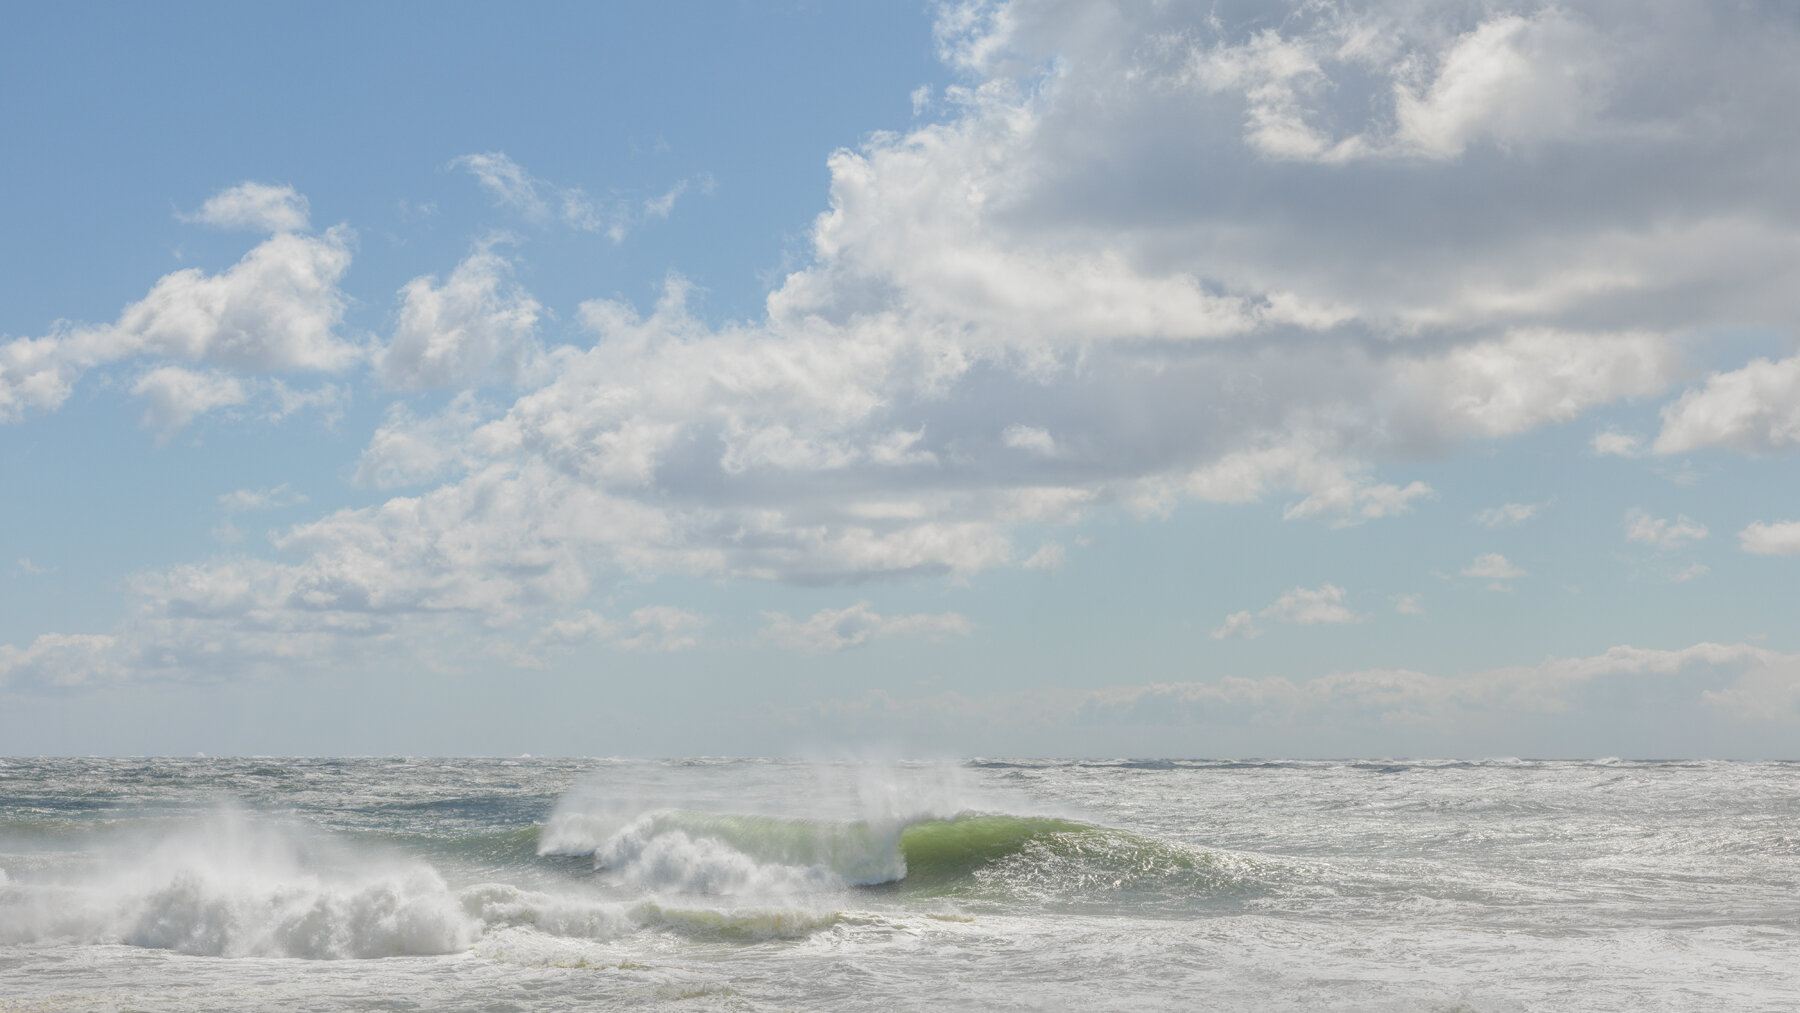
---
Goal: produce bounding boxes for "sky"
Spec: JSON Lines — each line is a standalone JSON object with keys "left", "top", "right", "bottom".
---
{"left": 3, "top": 0, "right": 1799, "bottom": 758}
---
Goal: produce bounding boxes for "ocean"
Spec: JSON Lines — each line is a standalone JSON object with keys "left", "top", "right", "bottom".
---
{"left": 0, "top": 757, "right": 1794, "bottom": 1010}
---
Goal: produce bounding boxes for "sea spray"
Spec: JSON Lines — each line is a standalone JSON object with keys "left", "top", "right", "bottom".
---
{"left": 0, "top": 807, "right": 478, "bottom": 957}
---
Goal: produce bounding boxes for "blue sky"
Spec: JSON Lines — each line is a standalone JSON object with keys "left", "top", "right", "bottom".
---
{"left": 4, "top": 1, "right": 1799, "bottom": 757}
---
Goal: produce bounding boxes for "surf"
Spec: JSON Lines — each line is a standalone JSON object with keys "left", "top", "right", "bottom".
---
{"left": 542, "top": 807, "right": 1261, "bottom": 904}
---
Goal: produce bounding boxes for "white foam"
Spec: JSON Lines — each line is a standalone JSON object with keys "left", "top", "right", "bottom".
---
{"left": 538, "top": 760, "right": 1035, "bottom": 896}
{"left": 598, "top": 820, "right": 859, "bottom": 894}
{"left": 0, "top": 810, "right": 478, "bottom": 958}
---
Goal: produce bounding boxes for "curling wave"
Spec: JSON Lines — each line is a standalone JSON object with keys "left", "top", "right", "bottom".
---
{"left": 545, "top": 808, "right": 1261, "bottom": 902}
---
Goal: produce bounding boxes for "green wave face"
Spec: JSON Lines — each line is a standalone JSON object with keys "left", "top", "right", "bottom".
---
{"left": 895, "top": 814, "right": 1269, "bottom": 906}
{"left": 895, "top": 815, "right": 1090, "bottom": 888}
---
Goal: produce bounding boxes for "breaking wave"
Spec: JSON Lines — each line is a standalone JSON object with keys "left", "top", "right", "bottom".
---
{"left": 0, "top": 795, "right": 1262, "bottom": 959}
{"left": 0, "top": 812, "right": 475, "bottom": 958}
{"left": 543, "top": 808, "right": 1262, "bottom": 903}
{"left": 0, "top": 811, "right": 882, "bottom": 958}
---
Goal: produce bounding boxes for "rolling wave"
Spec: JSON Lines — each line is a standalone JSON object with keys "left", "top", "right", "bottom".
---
{"left": 546, "top": 808, "right": 1262, "bottom": 902}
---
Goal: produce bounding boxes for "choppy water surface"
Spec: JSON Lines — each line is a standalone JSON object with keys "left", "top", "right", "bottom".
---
{"left": 1, "top": 757, "right": 1795, "bottom": 1010}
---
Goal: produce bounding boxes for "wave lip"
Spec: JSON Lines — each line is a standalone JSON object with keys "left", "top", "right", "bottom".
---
{"left": 592, "top": 810, "right": 912, "bottom": 891}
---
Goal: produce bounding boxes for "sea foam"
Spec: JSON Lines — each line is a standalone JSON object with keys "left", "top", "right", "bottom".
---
{"left": 0, "top": 810, "right": 477, "bottom": 958}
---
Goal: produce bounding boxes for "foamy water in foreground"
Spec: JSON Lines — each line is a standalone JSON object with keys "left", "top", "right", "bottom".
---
{"left": 0, "top": 757, "right": 1795, "bottom": 1010}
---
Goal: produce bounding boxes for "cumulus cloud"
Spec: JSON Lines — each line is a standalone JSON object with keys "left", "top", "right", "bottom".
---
{"left": 1592, "top": 430, "right": 1645, "bottom": 457}
{"left": 353, "top": 395, "right": 490, "bottom": 488}
{"left": 132, "top": 367, "right": 249, "bottom": 441}
{"left": 1624, "top": 509, "right": 1708, "bottom": 549}
{"left": 1390, "top": 10, "right": 1611, "bottom": 160}
{"left": 1655, "top": 355, "right": 1800, "bottom": 455}
{"left": 1214, "top": 583, "right": 1360, "bottom": 638}
{"left": 1, "top": 224, "right": 354, "bottom": 422}
{"left": 1463, "top": 553, "right": 1525, "bottom": 588}
{"left": 760, "top": 601, "right": 973, "bottom": 653}
{"left": 1210, "top": 610, "right": 1262, "bottom": 641}
{"left": 179, "top": 182, "right": 311, "bottom": 233}
{"left": 1474, "top": 502, "right": 1538, "bottom": 527}
{"left": 0, "top": 633, "right": 126, "bottom": 691}
{"left": 18, "top": 1, "right": 1800, "bottom": 688}
{"left": 1001, "top": 424, "right": 1058, "bottom": 457}
{"left": 376, "top": 245, "right": 543, "bottom": 390}
{"left": 534, "top": 609, "right": 617, "bottom": 647}
{"left": 1739, "top": 521, "right": 1800, "bottom": 556}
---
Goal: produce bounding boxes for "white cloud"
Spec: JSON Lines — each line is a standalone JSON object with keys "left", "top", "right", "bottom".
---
{"left": 1655, "top": 355, "right": 1800, "bottom": 455}
{"left": 760, "top": 601, "right": 973, "bottom": 653}
{"left": 219, "top": 484, "right": 305, "bottom": 513}
{"left": 131, "top": 367, "right": 248, "bottom": 441}
{"left": 1474, "top": 502, "right": 1537, "bottom": 528}
{"left": 376, "top": 246, "right": 543, "bottom": 390}
{"left": 1624, "top": 508, "right": 1708, "bottom": 549}
{"left": 1, "top": 225, "right": 354, "bottom": 423}
{"left": 1001, "top": 424, "right": 1058, "bottom": 457}
{"left": 450, "top": 151, "right": 700, "bottom": 243}
{"left": 0, "top": 633, "right": 125, "bottom": 690}
{"left": 14, "top": 558, "right": 52, "bottom": 576}
{"left": 354, "top": 395, "right": 489, "bottom": 488}
{"left": 1390, "top": 11, "right": 1609, "bottom": 160}
{"left": 21, "top": 2, "right": 1800, "bottom": 689}
{"left": 1215, "top": 583, "right": 1360, "bottom": 638}
{"left": 1391, "top": 330, "right": 1677, "bottom": 440}
{"left": 1739, "top": 520, "right": 1800, "bottom": 556}
{"left": 1021, "top": 543, "right": 1065, "bottom": 570}
{"left": 1188, "top": 9, "right": 1610, "bottom": 165}
{"left": 534, "top": 609, "right": 618, "bottom": 647}
{"left": 180, "top": 182, "right": 311, "bottom": 233}
{"left": 450, "top": 152, "right": 548, "bottom": 219}
{"left": 1463, "top": 553, "right": 1525, "bottom": 581}
{"left": 1592, "top": 430, "right": 1645, "bottom": 457}
{"left": 1392, "top": 593, "right": 1423, "bottom": 615}
{"left": 1262, "top": 584, "right": 1360, "bottom": 625}
{"left": 131, "top": 370, "right": 343, "bottom": 442}
{"left": 643, "top": 180, "right": 688, "bottom": 219}
{"left": 1210, "top": 610, "right": 1261, "bottom": 640}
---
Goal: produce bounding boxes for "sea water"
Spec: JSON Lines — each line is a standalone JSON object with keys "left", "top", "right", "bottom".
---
{"left": 0, "top": 757, "right": 1795, "bottom": 1010}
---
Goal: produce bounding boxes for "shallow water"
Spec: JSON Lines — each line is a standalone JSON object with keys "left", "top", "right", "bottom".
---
{"left": 1, "top": 757, "right": 1795, "bottom": 1010}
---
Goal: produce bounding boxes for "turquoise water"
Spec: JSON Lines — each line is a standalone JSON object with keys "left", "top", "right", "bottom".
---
{"left": 2, "top": 757, "right": 1797, "bottom": 1010}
